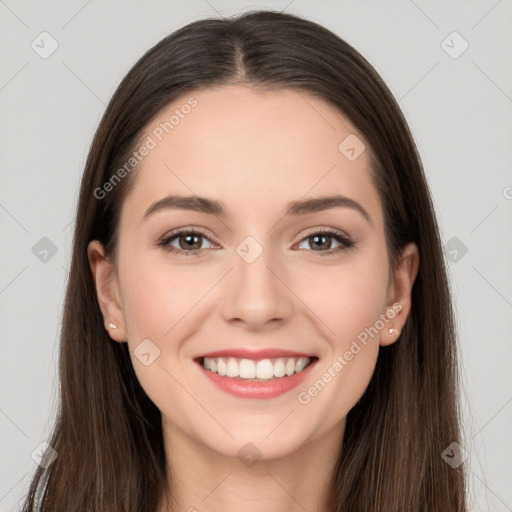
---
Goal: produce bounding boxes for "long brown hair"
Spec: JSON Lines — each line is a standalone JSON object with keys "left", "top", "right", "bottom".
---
{"left": 22, "top": 10, "right": 467, "bottom": 511}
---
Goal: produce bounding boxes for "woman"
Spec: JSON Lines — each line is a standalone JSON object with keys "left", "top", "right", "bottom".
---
{"left": 23, "top": 9, "right": 468, "bottom": 512}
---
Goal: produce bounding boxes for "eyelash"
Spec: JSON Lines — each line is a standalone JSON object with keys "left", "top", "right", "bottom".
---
{"left": 157, "top": 227, "right": 355, "bottom": 257}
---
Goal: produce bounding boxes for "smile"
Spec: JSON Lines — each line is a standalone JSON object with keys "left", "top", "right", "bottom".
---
{"left": 202, "top": 356, "right": 313, "bottom": 380}
{"left": 194, "top": 355, "right": 319, "bottom": 399}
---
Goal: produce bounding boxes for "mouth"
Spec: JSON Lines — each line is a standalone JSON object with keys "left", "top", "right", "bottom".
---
{"left": 194, "top": 355, "right": 319, "bottom": 382}
{"left": 192, "top": 347, "right": 319, "bottom": 399}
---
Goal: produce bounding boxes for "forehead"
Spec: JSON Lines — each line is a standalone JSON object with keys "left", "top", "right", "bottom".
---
{"left": 123, "top": 85, "right": 382, "bottom": 225}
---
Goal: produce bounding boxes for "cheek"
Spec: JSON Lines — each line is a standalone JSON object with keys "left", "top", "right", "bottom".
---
{"left": 302, "top": 344, "right": 379, "bottom": 425}
{"left": 296, "top": 250, "right": 389, "bottom": 344}
{"left": 293, "top": 252, "right": 388, "bottom": 413}
{"left": 117, "top": 254, "right": 210, "bottom": 412}
{"left": 119, "top": 251, "right": 210, "bottom": 341}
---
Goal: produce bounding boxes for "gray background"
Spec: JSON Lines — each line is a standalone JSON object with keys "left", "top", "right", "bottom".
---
{"left": 1, "top": 1, "right": 511, "bottom": 510}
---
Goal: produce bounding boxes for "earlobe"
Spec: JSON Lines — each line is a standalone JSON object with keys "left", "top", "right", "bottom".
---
{"left": 380, "top": 242, "right": 420, "bottom": 347}
{"left": 87, "top": 240, "right": 128, "bottom": 343}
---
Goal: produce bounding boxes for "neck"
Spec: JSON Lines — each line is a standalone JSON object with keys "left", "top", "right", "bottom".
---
{"left": 158, "top": 417, "right": 345, "bottom": 512}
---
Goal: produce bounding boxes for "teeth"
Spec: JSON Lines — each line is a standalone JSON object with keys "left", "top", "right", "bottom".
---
{"left": 295, "top": 357, "right": 309, "bottom": 373}
{"left": 273, "top": 359, "right": 286, "bottom": 377}
{"left": 202, "top": 356, "right": 312, "bottom": 380}
{"left": 226, "top": 358, "right": 239, "bottom": 378}
{"left": 239, "top": 358, "right": 256, "bottom": 378}
{"left": 256, "top": 359, "right": 273, "bottom": 379}
{"left": 285, "top": 358, "right": 295, "bottom": 376}
{"left": 217, "top": 358, "right": 227, "bottom": 376}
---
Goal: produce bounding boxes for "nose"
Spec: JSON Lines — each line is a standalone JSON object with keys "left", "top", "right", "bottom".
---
{"left": 220, "top": 239, "right": 294, "bottom": 330}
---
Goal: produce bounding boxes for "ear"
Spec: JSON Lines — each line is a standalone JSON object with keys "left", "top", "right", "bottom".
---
{"left": 380, "top": 242, "right": 420, "bottom": 347}
{"left": 87, "top": 240, "right": 128, "bottom": 343}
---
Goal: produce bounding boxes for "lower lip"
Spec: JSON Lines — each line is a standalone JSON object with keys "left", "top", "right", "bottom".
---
{"left": 196, "top": 359, "right": 318, "bottom": 399}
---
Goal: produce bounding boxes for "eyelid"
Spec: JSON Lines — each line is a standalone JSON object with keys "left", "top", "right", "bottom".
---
{"left": 159, "top": 225, "right": 350, "bottom": 243}
{"left": 297, "top": 226, "right": 350, "bottom": 241}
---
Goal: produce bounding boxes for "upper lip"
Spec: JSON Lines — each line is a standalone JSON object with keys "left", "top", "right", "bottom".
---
{"left": 194, "top": 348, "right": 317, "bottom": 361}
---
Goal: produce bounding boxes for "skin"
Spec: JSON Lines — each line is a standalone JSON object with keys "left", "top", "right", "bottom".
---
{"left": 88, "top": 85, "right": 419, "bottom": 512}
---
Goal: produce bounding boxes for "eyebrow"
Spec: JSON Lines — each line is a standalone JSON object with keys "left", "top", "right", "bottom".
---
{"left": 142, "top": 194, "right": 373, "bottom": 226}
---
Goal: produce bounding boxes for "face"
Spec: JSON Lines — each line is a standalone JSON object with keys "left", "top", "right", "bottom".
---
{"left": 89, "top": 85, "right": 418, "bottom": 462}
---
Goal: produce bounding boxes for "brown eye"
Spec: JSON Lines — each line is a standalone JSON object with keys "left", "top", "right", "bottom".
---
{"left": 176, "top": 233, "right": 203, "bottom": 251}
{"left": 159, "top": 229, "right": 215, "bottom": 256}
{"left": 296, "top": 229, "right": 354, "bottom": 256}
